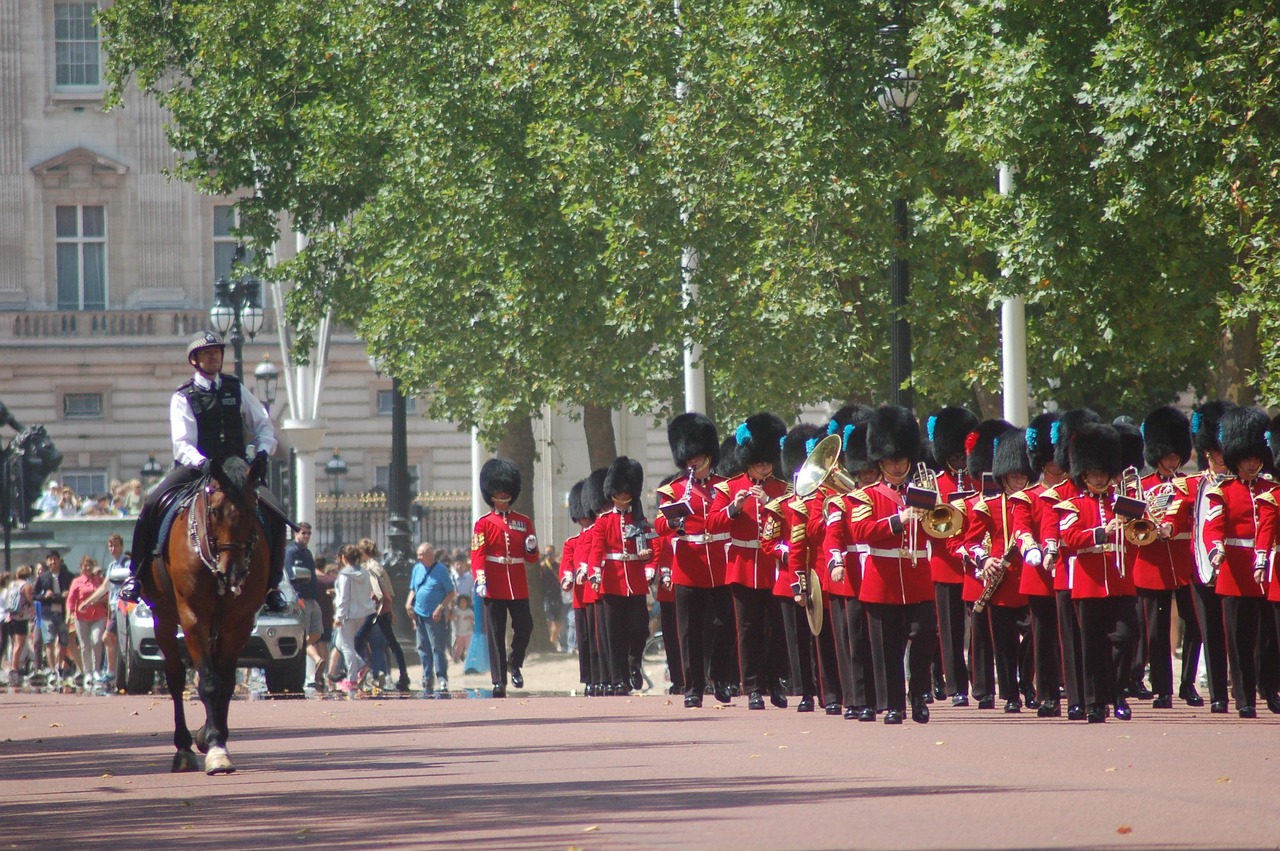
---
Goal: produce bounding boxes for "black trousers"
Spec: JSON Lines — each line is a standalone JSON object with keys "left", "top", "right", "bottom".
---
{"left": 589, "top": 600, "right": 609, "bottom": 685}
{"left": 966, "top": 601, "right": 995, "bottom": 699}
{"left": 935, "top": 582, "right": 969, "bottom": 697}
{"left": 1221, "top": 595, "right": 1264, "bottom": 708}
{"left": 1189, "top": 579, "right": 1229, "bottom": 703}
{"left": 1173, "top": 585, "right": 1202, "bottom": 693}
{"left": 1075, "top": 595, "right": 1139, "bottom": 707}
{"left": 731, "top": 584, "right": 787, "bottom": 694}
{"left": 674, "top": 584, "right": 733, "bottom": 696}
{"left": 1055, "top": 590, "right": 1085, "bottom": 708}
{"left": 602, "top": 593, "right": 648, "bottom": 687}
{"left": 659, "top": 599, "right": 683, "bottom": 693}
{"left": 865, "top": 600, "right": 937, "bottom": 713}
{"left": 483, "top": 597, "right": 532, "bottom": 687}
{"left": 829, "top": 595, "right": 875, "bottom": 708}
{"left": 1256, "top": 602, "right": 1279, "bottom": 701}
{"left": 781, "top": 601, "right": 816, "bottom": 698}
{"left": 813, "top": 609, "right": 842, "bottom": 706}
{"left": 1138, "top": 588, "right": 1175, "bottom": 695}
{"left": 573, "top": 606, "right": 593, "bottom": 685}
{"left": 1027, "top": 594, "right": 1061, "bottom": 701}
{"left": 354, "top": 611, "right": 408, "bottom": 680}
{"left": 989, "top": 605, "right": 1027, "bottom": 701}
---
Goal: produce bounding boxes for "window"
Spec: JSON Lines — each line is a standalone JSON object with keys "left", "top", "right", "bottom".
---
{"left": 62, "top": 392, "right": 103, "bottom": 419}
{"left": 60, "top": 470, "right": 107, "bottom": 499}
{"left": 374, "top": 465, "right": 421, "bottom": 494}
{"left": 55, "top": 205, "right": 106, "bottom": 309}
{"left": 54, "top": 3, "right": 101, "bottom": 90}
{"left": 213, "top": 204, "right": 257, "bottom": 285}
{"left": 376, "top": 390, "right": 418, "bottom": 416}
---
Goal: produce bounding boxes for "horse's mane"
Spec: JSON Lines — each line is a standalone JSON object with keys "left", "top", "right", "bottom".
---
{"left": 215, "top": 456, "right": 253, "bottom": 500}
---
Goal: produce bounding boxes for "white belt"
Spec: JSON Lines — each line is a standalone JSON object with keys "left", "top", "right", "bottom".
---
{"left": 604, "top": 553, "right": 648, "bottom": 562}
{"left": 485, "top": 555, "right": 523, "bottom": 565}
{"left": 867, "top": 547, "right": 928, "bottom": 560}
{"left": 677, "top": 533, "right": 730, "bottom": 545}
{"left": 730, "top": 538, "right": 761, "bottom": 549}
{"left": 1169, "top": 533, "right": 1191, "bottom": 541}
{"left": 1077, "top": 545, "right": 1118, "bottom": 555}
{"left": 1225, "top": 538, "right": 1255, "bottom": 548}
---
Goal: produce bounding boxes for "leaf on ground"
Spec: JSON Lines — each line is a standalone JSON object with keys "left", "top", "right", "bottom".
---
{"left": 1116, "top": 826, "right": 1133, "bottom": 834}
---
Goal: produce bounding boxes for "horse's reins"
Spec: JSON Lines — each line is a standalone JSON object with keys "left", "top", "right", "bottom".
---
{"left": 188, "top": 479, "right": 259, "bottom": 597}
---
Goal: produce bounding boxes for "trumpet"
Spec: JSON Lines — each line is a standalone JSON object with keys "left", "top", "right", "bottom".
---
{"left": 1115, "top": 467, "right": 1159, "bottom": 547}
{"left": 908, "top": 464, "right": 965, "bottom": 540}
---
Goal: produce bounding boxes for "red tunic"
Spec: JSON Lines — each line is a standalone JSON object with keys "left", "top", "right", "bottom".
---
{"left": 1040, "top": 483, "right": 1077, "bottom": 592}
{"left": 962, "top": 492, "right": 1029, "bottom": 607}
{"left": 1012, "top": 484, "right": 1053, "bottom": 597}
{"left": 1203, "top": 477, "right": 1275, "bottom": 598}
{"left": 655, "top": 474, "right": 729, "bottom": 588}
{"left": 846, "top": 481, "right": 934, "bottom": 605}
{"left": 1254, "top": 490, "right": 1280, "bottom": 602}
{"left": 1131, "top": 473, "right": 1194, "bottom": 591}
{"left": 559, "top": 532, "right": 583, "bottom": 609}
{"left": 588, "top": 508, "right": 651, "bottom": 597}
{"left": 1056, "top": 490, "right": 1137, "bottom": 599}
{"left": 576, "top": 524, "right": 600, "bottom": 605}
{"left": 819, "top": 491, "right": 864, "bottom": 598}
{"left": 707, "top": 474, "right": 788, "bottom": 590}
{"left": 760, "top": 493, "right": 797, "bottom": 598}
{"left": 927, "top": 468, "right": 970, "bottom": 584}
{"left": 650, "top": 534, "right": 675, "bottom": 603}
{"left": 470, "top": 510, "right": 537, "bottom": 600}
{"left": 785, "top": 489, "right": 833, "bottom": 609}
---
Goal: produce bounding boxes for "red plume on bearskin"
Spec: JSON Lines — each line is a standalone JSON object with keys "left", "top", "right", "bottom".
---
{"left": 965, "top": 419, "right": 1014, "bottom": 480}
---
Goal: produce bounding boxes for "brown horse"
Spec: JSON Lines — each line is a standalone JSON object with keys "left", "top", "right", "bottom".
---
{"left": 144, "top": 455, "right": 270, "bottom": 775}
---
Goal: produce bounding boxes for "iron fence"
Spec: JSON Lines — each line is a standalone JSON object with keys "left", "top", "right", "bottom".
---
{"left": 313, "top": 491, "right": 472, "bottom": 558}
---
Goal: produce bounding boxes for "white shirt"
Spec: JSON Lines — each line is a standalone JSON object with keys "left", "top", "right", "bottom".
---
{"left": 170, "top": 371, "right": 277, "bottom": 467}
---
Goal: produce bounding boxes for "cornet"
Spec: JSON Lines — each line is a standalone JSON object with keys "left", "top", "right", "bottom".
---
{"left": 1114, "top": 467, "right": 1159, "bottom": 547}
{"left": 908, "top": 464, "right": 965, "bottom": 540}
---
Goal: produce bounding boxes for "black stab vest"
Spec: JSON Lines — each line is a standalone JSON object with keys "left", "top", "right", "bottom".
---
{"left": 178, "top": 374, "right": 246, "bottom": 465}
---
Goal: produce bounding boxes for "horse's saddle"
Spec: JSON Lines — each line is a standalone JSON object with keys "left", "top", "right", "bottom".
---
{"left": 154, "top": 480, "right": 205, "bottom": 557}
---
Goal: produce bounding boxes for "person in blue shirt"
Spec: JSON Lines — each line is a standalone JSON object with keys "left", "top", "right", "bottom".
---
{"left": 406, "top": 542, "right": 456, "bottom": 694}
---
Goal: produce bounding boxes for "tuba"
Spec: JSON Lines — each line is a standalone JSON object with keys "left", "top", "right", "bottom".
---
{"left": 1115, "top": 467, "right": 1159, "bottom": 547}
{"left": 908, "top": 464, "right": 965, "bottom": 539}
{"left": 794, "top": 434, "right": 858, "bottom": 498}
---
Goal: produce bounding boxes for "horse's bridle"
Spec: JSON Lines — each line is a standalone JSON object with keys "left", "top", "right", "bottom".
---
{"left": 189, "top": 480, "right": 259, "bottom": 596}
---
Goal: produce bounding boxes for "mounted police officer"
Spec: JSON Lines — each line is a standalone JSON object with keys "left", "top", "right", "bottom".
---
{"left": 120, "top": 332, "right": 288, "bottom": 613}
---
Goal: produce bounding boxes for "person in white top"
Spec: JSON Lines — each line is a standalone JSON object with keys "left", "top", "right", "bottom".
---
{"left": 332, "top": 544, "right": 377, "bottom": 691}
{"left": 121, "top": 332, "right": 287, "bottom": 612}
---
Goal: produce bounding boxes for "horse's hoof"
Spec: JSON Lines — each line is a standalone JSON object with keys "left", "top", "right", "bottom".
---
{"left": 171, "top": 750, "right": 200, "bottom": 773}
{"left": 194, "top": 727, "right": 209, "bottom": 754}
{"left": 204, "top": 746, "right": 235, "bottom": 775}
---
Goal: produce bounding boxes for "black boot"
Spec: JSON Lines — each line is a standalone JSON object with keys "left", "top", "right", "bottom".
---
{"left": 118, "top": 572, "right": 144, "bottom": 604}
{"left": 263, "top": 588, "right": 288, "bottom": 614}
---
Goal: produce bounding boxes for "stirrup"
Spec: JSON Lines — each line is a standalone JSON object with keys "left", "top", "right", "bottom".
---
{"left": 263, "top": 588, "right": 287, "bottom": 614}
{"left": 119, "top": 574, "right": 143, "bottom": 603}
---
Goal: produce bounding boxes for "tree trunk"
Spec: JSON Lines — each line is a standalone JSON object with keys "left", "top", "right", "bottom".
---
{"left": 1215, "top": 312, "right": 1260, "bottom": 405}
{"left": 583, "top": 403, "right": 618, "bottom": 471}
{"left": 971, "top": 382, "right": 1004, "bottom": 421}
{"left": 495, "top": 413, "right": 552, "bottom": 654}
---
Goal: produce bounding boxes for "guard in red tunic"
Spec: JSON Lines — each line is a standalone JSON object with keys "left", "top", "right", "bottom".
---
{"left": 708, "top": 413, "right": 789, "bottom": 709}
{"left": 1189, "top": 400, "right": 1236, "bottom": 713}
{"left": 649, "top": 481, "right": 684, "bottom": 696}
{"left": 655, "top": 413, "right": 733, "bottom": 708}
{"left": 580, "top": 468, "right": 612, "bottom": 695}
{"left": 1203, "top": 406, "right": 1277, "bottom": 718}
{"left": 1260, "top": 416, "right": 1280, "bottom": 715}
{"left": 820, "top": 409, "right": 884, "bottom": 720}
{"left": 1011, "top": 412, "right": 1065, "bottom": 717}
{"left": 923, "top": 406, "right": 980, "bottom": 707}
{"left": 471, "top": 459, "right": 538, "bottom": 697}
{"left": 1048, "top": 408, "right": 1102, "bottom": 720}
{"left": 846, "top": 406, "right": 937, "bottom": 725}
{"left": 589, "top": 457, "right": 654, "bottom": 696}
{"left": 1055, "top": 423, "right": 1141, "bottom": 724}
{"left": 560, "top": 479, "right": 597, "bottom": 695}
{"left": 1132, "top": 406, "right": 1198, "bottom": 709}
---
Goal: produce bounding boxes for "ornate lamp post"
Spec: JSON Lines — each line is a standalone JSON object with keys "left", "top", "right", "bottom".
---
{"left": 878, "top": 5, "right": 919, "bottom": 411}
{"left": 324, "top": 449, "right": 348, "bottom": 495}
{"left": 140, "top": 453, "right": 164, "bottom": 488}
{"left": 208, "top": 245, "right": 265, "bottom": 381}
{"left": 254, "top": 353, "right": 279, "bottom": 412}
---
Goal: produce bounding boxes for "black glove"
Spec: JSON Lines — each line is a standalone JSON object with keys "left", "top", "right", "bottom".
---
{"left": 197, "top": 458, "right": 213, "bottom": 477}
{"left": 255, "top": 449, "right": 269, "bottom": 466}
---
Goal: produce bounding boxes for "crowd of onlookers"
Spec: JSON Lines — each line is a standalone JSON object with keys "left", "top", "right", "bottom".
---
{"left": 31, "top": 479, "right": 147, "bottom": 519}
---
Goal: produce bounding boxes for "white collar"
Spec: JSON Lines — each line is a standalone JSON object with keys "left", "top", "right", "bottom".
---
{"left": 192, "top": 371, "right": 221, "bottom": 391}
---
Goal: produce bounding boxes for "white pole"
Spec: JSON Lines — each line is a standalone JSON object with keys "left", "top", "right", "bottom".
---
{"left": 682, "top": 249, "right": 706, "bottom": 413}
{"left": 471, "top": 426, "right": 486, "bottom": 524}
{"left": 998, "top": 164, "right": 1029, "bottom": 427}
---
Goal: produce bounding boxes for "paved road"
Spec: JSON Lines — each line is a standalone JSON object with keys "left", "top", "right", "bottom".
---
{"left": 2, "top": 685, "right": 1278, "bottom": 850}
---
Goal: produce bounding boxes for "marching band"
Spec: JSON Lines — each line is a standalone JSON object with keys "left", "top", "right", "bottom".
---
{"left": 475, "top": 401, "right": 1280, "bottom": 722}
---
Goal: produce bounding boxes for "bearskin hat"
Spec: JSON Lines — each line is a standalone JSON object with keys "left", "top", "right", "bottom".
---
{"left": 1219, "top": 406, "right": 1271, "bottom": 475}
{"left": 966, "top": 419, "right": 1015, "bottom": 480}
{"left": 1068, "top": 423, "right": 1123, "bottom": 486}
{"left": 926, "top": 406, "right": 980, "bottom": 468}
{"left": 734, "top": 411, "right": 787, "bottom": 472}
{"left": 584, "top": 467, "right": 610, "bottom": 514}
{"left": 1112, "top": 417, "right": 1145, "bottom": 471}
{"left": 715, "top": 436, "right": 743, "bottom": 478}
{"left": 1053, "top": 409, "right": 1103, "bottom": 475}
{"left": 667, "top": 412, "right": 719, "bottom": 470}
{"left": 781, "top": 423, "right": 824, "bottom": 482}
{"left": 825, "top": 403, "right": 872, "bottom": 439}
{"left": 1270, "top": 413, "right": 1280, "bottom": 468}
{"left": 1191, "top": 400, "right": 1236, "bottom": 463}
{"left": 479, "top": 458, "right": 521, "bottom": 507}
{"left": 568, "top": 479, "right": 589, "bottom": 524}
{"left": 992, "top": 428, "right": 1035, "bottom": 484}
{"left": 867, "top": 405, "right": 921, "bottom": 466}
{"left": 604, "top": 456, "right": 645, "bottom": 499}
{"left": 1025, "top": 412, "right": 1059, "bottom": 474}
{"left": 843, "top": 418, "right": 876, "bottom": 476}
{"left": 1141, "top": 406, "right": 1192, "bottom": 470}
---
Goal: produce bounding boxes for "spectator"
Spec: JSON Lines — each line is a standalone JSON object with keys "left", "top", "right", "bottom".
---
{"left": 407, "top": 542, "right": 455, "bottom": 693}
{"left": 122, "top": 479, "right": 145, "bottom": 515}
{"left": 33, "top": 481, "right": 59, "bottom": 517}
{"left": 451, "top": 595, "right": 474, "bottom": 663}
{"left": 354, "top": 538, "right": 411, "bottom": 693}
{"left": 452, "top": 555, "right": 474, "bottom": 602}
{"left": 331, "top": 544, "right": 376, "bottom": 693}
{"left": 79, "top": 494, "right": 112, "bottom": 517}
{"left": 540, "top": 545, "right": 566, "bottom": 652}
{"left": 79, "top": 534, "right": 129, "bottom": 689}
{"left": 4, "top": 566, "right": 36, "bottom": 685}
{"left": 33, "top": 551, "right": 74, "bottom": 683}
{"left": 284, "top": 523, "right": 327, "bottom": 691}
{"left": 53, "top": 486, "right": 80, "bottom": 518}
{"left": 66, "top": 556, "right": 108, "bottom": 688}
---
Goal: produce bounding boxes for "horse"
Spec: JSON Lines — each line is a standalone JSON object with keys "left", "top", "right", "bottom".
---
{"left": 143, "top": 454, "right": 271, "bottom": 775}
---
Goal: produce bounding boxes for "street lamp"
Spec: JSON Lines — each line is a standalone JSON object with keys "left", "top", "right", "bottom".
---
{"left": 140, "top": 452, "right": 164, "bottom": 485}
{"left": 324, "top": 449, "right": 348, "bottom": 495}
{"left": 209, "top": 245, "right": 264, "bottom": 382}
{"left": 368, "top": 355, "right": 412, "bottom": 570}
{"left": 878, "top": 4, "right": 918, "bottom": 412}
{"left": 254, "top": 353, "right": 279, "bottom": 411}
